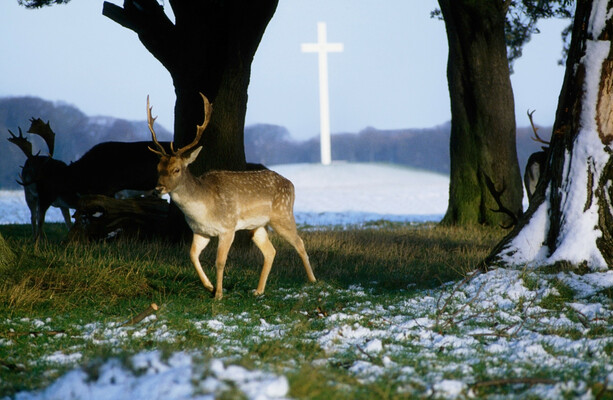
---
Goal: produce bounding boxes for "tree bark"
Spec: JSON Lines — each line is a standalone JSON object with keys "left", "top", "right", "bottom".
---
{"left": 488, "top": 0, "right": 613, "bottom": 269}
{"left": 438, "top": 0, "right": 523, "bottom": 227}
{"left": 102, "top": 0, "right": 278, "bottom": 173}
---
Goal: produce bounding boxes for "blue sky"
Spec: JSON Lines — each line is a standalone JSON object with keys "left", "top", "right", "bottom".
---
{"left": 0, "top": 0, "right": 569, "bottom": 141}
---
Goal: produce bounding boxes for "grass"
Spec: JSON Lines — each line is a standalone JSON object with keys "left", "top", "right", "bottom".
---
{"left": 1, "top": 222, "right": 612, "bottom": 399}
{"left": 0, "top": 222, "right": 500, "bottom": 315}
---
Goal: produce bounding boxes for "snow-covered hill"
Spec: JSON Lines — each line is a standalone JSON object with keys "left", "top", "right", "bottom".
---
{"left": 0, "top": 163, "right": 449, "bottom": 226}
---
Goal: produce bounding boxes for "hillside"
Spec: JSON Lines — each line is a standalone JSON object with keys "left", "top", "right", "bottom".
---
{"left": 0, "top": 97, "right": 173, "bottom": 189}
{"left": 0, "top": 96, "right": 549, "bottom": 189}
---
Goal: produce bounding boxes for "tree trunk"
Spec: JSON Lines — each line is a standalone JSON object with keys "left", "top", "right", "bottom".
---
{"left": 102, "top": 0, "right": 278, "bottom": 173}
{"left": 438, "top": 0, "right": 523, "bottom": 227}
{"left": 488, "top": 0, "right": 613, "bottom": 270}
{"left": 102, "top": 0, "right": 277, "bottom": 240}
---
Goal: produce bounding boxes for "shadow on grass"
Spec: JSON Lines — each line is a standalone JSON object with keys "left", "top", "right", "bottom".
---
{"left": 0, "top": 222, "right": 504, "bottom": 313}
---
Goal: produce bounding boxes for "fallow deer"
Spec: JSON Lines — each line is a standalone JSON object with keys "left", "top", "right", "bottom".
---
{"left": 147, "top": 93, "right": 316, "bottom": 299}
{"left": 524, "top": 110, "right": 550, "bottom": 204}
{"left": 8, "top": 118, "right": 171, "bottom": 242}
{"left": 8, "top": 121, "right": 72, "bottom": 240}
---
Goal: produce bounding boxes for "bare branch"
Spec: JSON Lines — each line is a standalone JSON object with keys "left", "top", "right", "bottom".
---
{"left": 472, "top": 377, "right": 557, "bottom": 389}
{"left": 122, "top": 303, "right": 159, "bottom": 326}
{"left": 483, "top": 173, "right": 519, "bottom": 229}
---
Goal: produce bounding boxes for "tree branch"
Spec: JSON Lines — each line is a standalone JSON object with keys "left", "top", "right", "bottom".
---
{"left": 102, "top": 0, "right": 174, "bottom": 33}
{"left": 102, "top": 0, "right": 177, "bottom": 71}
{"left": 472, "top": 377, "right": 557, "bottom": 389}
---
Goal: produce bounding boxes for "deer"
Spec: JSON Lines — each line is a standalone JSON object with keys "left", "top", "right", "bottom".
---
{"left": 8, "top": 120, "right": 72, "bottom": 240}
{"left": 8, "top": 118, "right": 172, "bottom": 242}
{"left": 147, "top": 93, "right": 317, "bottom": 299}
{"left": 524, "top": 109, "right": 550, "bottom": 204}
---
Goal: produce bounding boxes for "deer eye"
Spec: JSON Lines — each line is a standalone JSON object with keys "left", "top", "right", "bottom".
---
{"left": 173, "top": 168, "right": 180, "bottom": 174}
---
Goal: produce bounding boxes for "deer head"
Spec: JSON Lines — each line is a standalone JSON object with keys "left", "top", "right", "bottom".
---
{"left": 147, "top": 93, "right": 212, "bottom": 194}
{"left": 145, "top": 93, "right": 316, "bottom": 300}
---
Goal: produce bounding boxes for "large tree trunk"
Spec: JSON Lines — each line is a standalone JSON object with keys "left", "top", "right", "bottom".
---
{"left": 102, "top": 0, "right": 277, "bottom": 240}
{"left": 102, "top": 0, "right": 278, "bottom": 173}
{"left": 488, "top": 0, "right": 613, "bottom": 269}
{"left": 438, "top": 0, "right": 523, "bottom": 227}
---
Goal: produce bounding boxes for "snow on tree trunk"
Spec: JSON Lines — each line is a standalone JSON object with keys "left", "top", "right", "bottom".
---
{"left": 490, "top": 0, "right": 613, "bottom": 270}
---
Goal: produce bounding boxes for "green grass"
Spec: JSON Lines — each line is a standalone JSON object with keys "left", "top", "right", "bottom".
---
{"left": 0, "top": 222, "right": 502, "bottom": 397}
{"left": 2, "top": 223, "right": 612, "bottom": 399}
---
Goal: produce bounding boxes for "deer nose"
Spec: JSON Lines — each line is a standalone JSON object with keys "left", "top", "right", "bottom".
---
{"left": 154, "top": 185, "right": 166, "bottom": 195}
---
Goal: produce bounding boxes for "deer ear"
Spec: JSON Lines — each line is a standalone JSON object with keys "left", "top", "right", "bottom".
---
{"left": 184, "top": 146, "right": 202, "bottom": 165}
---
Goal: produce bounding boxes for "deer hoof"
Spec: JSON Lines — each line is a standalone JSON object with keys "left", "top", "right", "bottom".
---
{"left": 214, "top": 290, "right": 223, "bottom": 300}
{"left": 253, "top": 289, "right": 264, "bottom": 297}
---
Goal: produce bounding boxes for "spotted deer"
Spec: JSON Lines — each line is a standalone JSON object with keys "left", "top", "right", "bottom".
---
{"left": 147, "top": 93, "right": 316, "bottom": 299}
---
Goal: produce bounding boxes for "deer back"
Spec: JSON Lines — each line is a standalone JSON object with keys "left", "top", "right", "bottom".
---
{"left": 66, "top": 141, "right": 172, "bottom": 196}
{"left": 21, "top": 156, "right": 70, "bottom": 207}
{"left": 173, "top": 169, "right": 295, "bottom": 233}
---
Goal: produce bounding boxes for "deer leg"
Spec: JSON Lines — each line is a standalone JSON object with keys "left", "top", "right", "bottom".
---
{"left": 214, "top": 231, "right": 235, "bottom": 300}
{"left": 60, "top": 207, "right": 72, "bottom": 229}
{"left": 190, "top": 233, "right": 214, "bottom": 293}
{"left": 251, "top": 226, "right": 276, "bottom": 296}
{"left": 271, "top": 220, "right": 316, "bottom": 283}
{"left": 24, "top": 190, "right": 37, "bottom": 238}
{"left": 35, "top": 202, "right": 50, "bottom": 246}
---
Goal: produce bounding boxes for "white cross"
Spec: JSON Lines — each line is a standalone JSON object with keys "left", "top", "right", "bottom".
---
{"left": 301, "top": 22, "right": 343, "bottom": 166}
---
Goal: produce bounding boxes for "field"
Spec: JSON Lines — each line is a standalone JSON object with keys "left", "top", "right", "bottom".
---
{"left": 1, "top": 222, "right": 613, "bottom": 399}
{"left": 1, "top": 164, "right": 612, "bottom": 399}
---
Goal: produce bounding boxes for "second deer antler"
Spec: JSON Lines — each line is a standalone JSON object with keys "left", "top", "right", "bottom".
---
{"left": 147, "top": 93, "right": 212, "bottom": 157}
{"left": 27, "top": 118, "right": 56, "bottom": 157}
{"left": 8, "top": 127, "right": 33, "bottom": 159}
{"left": 527, "top": 109, "right": 550, "bottom": 146}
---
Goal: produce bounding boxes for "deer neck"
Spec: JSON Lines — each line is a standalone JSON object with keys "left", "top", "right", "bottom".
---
{"left": 169, "top": 171, "right": 203, "bottom": 206}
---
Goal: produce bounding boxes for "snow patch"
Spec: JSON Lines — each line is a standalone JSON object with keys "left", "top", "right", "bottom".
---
{"left": 14, "top": 351, "right": 289, "bottom": 400}
{"left": 1, "top": 163, "right": 448, "bottom": 227}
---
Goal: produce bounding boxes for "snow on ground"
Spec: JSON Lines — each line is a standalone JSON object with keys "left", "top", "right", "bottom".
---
{"left": 2, "top": 163, "right": 612, "bottom": 399}
{"left": 12, "top": 350, "right": 289, "bottom": 400}
{"left": 5, "top": 269, "right": 613, "bottom": 399}
{"left": 271, "top": 163, "right": 448, "bottom": 225}
{"left": 0, "top": 163, "right": 449, "bottom": 226}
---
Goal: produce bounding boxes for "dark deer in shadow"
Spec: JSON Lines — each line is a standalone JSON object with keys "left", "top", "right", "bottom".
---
{"left": 524, "top": 110, "right": 550, "bottom": 205}
{"left": 8, "top": 120, "right": 72, "bottom": 239}
{"left": 8, "top": 118, "right": 170, "bottom": 242}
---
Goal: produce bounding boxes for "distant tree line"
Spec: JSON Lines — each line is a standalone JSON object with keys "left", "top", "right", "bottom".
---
{"left": 0, "top": 96, "right": 172, "bottom": 189}
{"left": 245, "top": 122, "right": 546, "bottom": 178}
{"left": 0, "top": 96, "right": 547, "bottom": 189}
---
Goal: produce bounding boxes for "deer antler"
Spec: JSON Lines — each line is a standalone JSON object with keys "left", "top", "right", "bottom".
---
{"left": 8, "top": 127, "right": 33, "bottom": 159}
{"left": 527, "top": 109, "right": 550, "bottom": 147}
{"left": 175, "top": 92, "right": 212, "bottom": 156}
{"left": 27, "top": 118, "right": 56, "bottom": 157}
{"left": 16, "top": 172, "right": 26, "bottom": 186}
{"left": 147, "top": 93, "right": 212, "bottom": 158}
{"left": 147, "top": 95, "right": 169, "bottom": 157}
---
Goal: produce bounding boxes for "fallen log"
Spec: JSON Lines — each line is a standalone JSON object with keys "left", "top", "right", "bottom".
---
{"left": 68, "top": 195, "right": 170, "bottom": 241}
